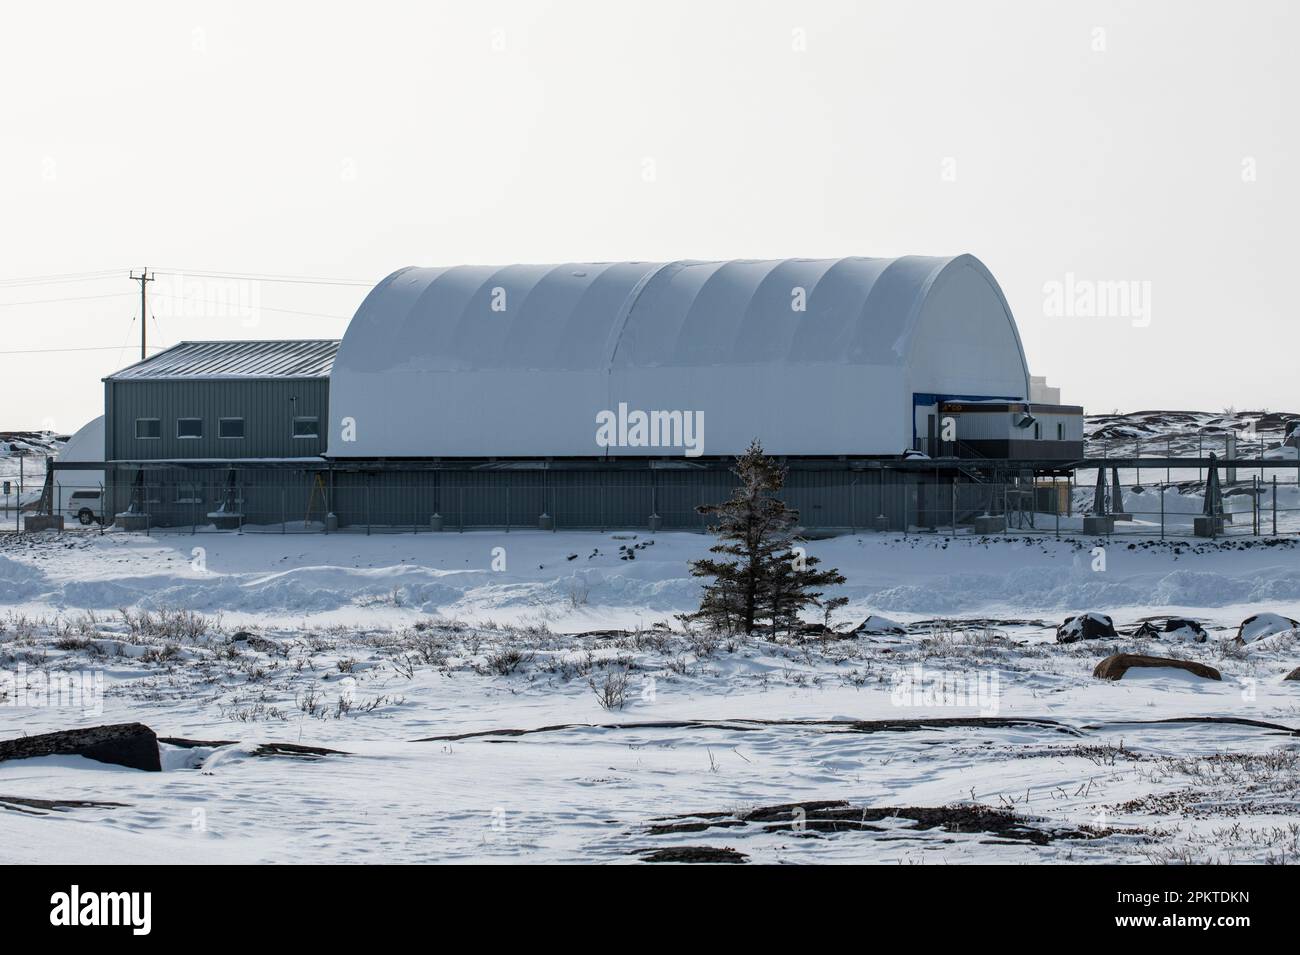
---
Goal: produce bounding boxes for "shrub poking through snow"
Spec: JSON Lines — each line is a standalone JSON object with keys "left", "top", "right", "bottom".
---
{"left": 1056, "top": 613, "right": 1118, "bottom": 644}
{"left": 588, "top": 669, "right": 630, "bottom": 710}
{"left": 681, "top": 439, "right": 845, "bottom": 636}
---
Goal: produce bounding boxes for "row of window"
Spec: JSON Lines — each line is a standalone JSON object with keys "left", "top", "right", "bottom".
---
{"left": 134, "top": 417, "right": 320, "bottom": 440}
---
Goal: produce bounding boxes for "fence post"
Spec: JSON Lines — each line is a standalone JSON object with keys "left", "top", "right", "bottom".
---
{"left": 366, "top": 479, "right": 371, "bottom": 536}
{"left": 850, "top": 477, "right": 856, "bottom": 535}
{"left": 1160, "top": 484, "right": 1165, "bottom": 541}
{"left": 282, "top": 487, "right": 286, "bottom": 534}
{"left": 1253, "top": 475, "right": 1259, "bottom": 535}
{"left": 1272, "top": 475, "right": 1277, "bottom": 536}
{"left": 951, "top": 477, "right": 956, "bottom": 536}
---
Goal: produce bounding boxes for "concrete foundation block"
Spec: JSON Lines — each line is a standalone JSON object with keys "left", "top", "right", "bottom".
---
{"left": 115, "top": 513, "right": 150, "bottom": 532}
{"left": 23, "top": 515, "right": 64, "bottom": 532}
{"left": 1082, "top": 516, "right": 1115, "bottom": 535}
{"left": 648, "top": 514, "right": 662, "bottom": 532}
{"left": 428, "top": 513, "right": 443, "bottom": 532}
{"left": 1193, "top": 516, "right": 1225, "bottom": 537}
{"left": 538, "top": 513, "right": 554, "bottom": 531}
{"left": 973, "top": 515, "right": 1006, "bottom": 534}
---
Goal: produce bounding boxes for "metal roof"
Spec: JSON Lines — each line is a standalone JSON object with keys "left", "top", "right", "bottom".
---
{"left": 106, "top": 340, "right": 339, "bottom": 381}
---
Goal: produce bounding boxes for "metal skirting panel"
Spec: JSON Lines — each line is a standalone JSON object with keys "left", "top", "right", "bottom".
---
{"left": 103, "top": 464, "right": 934, "bottom": 533}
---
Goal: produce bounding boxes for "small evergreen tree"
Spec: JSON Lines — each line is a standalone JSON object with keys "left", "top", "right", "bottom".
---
{"left": 682, "top": 440, "right": 845, "bottom": 635}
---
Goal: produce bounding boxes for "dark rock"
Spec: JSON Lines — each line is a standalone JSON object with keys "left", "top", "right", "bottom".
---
{"left": 646, "top": 802, "right": 1110, "bottom": 846}
{"left": 250, "top": 742, "right": 349, "bottom": 758}
{"left": 796, "top": 622, "right": 837, "bottom": 638}
{"left": 0, "top": 794, "right": 128, "bottom": 815}
{"left": 0, "top": 722, "right": 161, "bottom": 771}
{"left": 1284, "top": 666, "right": 1300, "bottom": 682}
{"left": 231, "top": 632, "right": 277, "bottom": 652}
{"left": 852, "top": 614, "right": 907, "bottom": 636}
{"left": 637, "top": 846, "right": 748, "bottom": 864}
{"left": 1093, "top": 654, "right": 1221, "bottom": 682}
{"left": 158, "top": 736, "right": 239, "bottom": 749}
{"left": 1235, "top": 613, "right": 1300, "bottom": 644}
{"left": 1133, "top": 617, "right": 1208, "bottom": 643}
{"left": 1057, "top": 613, "right": 1118, "bottom": 643}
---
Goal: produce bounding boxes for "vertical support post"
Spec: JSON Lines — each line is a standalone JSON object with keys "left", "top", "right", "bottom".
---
{"left": 849, "top": 477, "right": 855, "bottom": 535}
{"left": 1253, "top": 475, "right": 1259, "bottom": 536}
{"left": 1272, "top": 475, "right": 1277, "bottom": 536}
{"left": 1160, "top": 482, "right": 1165, "bottom": 541}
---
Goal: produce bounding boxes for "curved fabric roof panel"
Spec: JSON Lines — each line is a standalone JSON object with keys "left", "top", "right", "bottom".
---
{"left": 55, "top": 415, "right": 104, "bottom": 492}
{"left": 328, "top": 255, "right": 1030, "bottom": 458}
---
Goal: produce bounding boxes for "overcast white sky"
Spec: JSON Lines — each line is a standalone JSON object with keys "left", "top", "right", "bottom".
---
{"left": 2, "top": 0, "right": 1295, "bottom": 432}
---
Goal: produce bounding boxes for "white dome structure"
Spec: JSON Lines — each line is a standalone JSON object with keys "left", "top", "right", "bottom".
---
{"left": 328, "top": 255, "right": 1030, "bottom": 458}
{"left": 55, "top": 415, "right": 104, "bottom": 491}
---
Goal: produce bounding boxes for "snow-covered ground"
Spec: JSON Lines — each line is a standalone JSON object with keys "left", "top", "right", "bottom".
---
{"left": 0, "top": 431, "right": 63, "bottom": 522}
{"left": 3, "top": 527, "right": 1299, "bottom": 864}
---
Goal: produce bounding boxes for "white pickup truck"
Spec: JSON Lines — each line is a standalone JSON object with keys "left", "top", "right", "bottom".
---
{"left": 64, "top": 489, "right": 104, "bottom": 525}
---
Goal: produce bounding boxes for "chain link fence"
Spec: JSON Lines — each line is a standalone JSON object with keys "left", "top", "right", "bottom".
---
{"left": 18, "top": 465, "right": 1295, "bottom": 540}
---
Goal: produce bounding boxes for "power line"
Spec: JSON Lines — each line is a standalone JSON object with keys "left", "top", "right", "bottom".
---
{"left": 0, "top": 268, "right": 127, "bottom": 288}
{"left": 0, "top": 344, "right": 167, "bottom": 356}
{"left": 147, "top": 291, "right": 351, "bottom": 321}
{"left": 0, "top": 266, "right": 378, "bottom": 289}
{"left": 153, "top": 268, "right": 375, "bottom": 287}
{"left": 0, "top": 291, "right": 134, "bottom": 307}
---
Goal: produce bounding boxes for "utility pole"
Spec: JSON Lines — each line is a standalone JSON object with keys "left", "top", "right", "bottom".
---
{"left": 129, "top": 267, "right": 155, "bottom": 359}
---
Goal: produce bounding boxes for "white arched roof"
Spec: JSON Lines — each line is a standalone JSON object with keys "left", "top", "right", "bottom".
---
{"left": 329, "top": 255, "right": 1030, "bottom": 457}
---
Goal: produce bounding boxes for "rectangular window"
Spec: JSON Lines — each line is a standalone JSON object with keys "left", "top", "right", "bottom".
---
{"left": 177, "top": 418, "right": 203, "bottom": 439}
{"left": 293, "top": 416, "right": 319, "bottom": 439}
{"left": 1057, "top": 422, "right": 1065, "bottom": 441}
{"left": 219, "top": 417, "right": 245, "bottom": 439}
{"left": 135, "top": 418, "right": 161, "bottom": 439}
{"left": 1033, "top": 422, "right": 1041, "bottom": 440}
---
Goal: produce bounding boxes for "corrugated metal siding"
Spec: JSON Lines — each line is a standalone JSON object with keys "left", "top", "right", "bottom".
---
{"left": 107, "top": 378, "right": 329, "bottom": 460}
{"left": 107, "top": 340, "right": 338, "bottom": 380}
{"left": 102, "top": 463, "right": 934, "bottom": 533}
